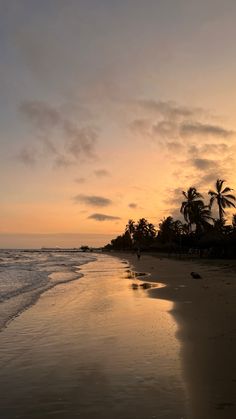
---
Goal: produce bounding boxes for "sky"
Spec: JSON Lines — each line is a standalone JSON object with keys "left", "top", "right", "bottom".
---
{"left": 1, "top": 0, "right": 236, "bottom": 242}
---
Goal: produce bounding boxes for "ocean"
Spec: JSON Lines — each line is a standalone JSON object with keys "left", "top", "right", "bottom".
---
{"left": 0, "top": 233, "right": 115, "bottom": 249}
{"left": 0, "top": 249, "right": 95, "bottom": 330}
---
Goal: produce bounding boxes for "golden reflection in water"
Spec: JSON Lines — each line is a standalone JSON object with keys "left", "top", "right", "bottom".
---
{"left": 0, "top": 254, "right": 188, "bottom": 419}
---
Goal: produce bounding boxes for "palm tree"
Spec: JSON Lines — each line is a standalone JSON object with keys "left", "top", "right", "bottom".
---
{"left": 192, "top": 204, "right": 213, "bottom": 234}
{"left": 172, "top": 220, "right": 184, "bottom": 236}
{"left": 180, "top": 187, "right": 204, "bottom": 232}
{"left": 232, "top": 214, "right": 236, "bottom": 230}
{"left": 135, "top": 218, "right": 149, "bottom": 242}
{"left": 125, "top": 219, "right": 136, "bottom": 241}
{"left": 147, "top": 222, "right": 156, "bottom": 240}
{"left": 208, "top": 179, "right": 236, "bottom": 223}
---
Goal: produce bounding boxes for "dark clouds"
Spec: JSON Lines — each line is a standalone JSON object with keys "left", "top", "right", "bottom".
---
{"left": 130, "top": 99, "right": 234, "bottom": 143}
{"left": 18, "top": 100, "right": 98, "bottom": 167}
{"left": 129, "top": 99, "right": 235, "bottom": 191}
{"left": 188, "top": 143, "right": 229, "bottom": 155}
{"left": 164, "top": 187, "right": 184, "bottom": 206}
{"left": 191, "top": 158, "right": 217, "bottom": 170}
{"left": 137, "top": 100, "right": 202, "bottom": 120}
{"left": 180, "top": 122, "right": 234, "bottom": 138}
{"left": 163, "top": 187, "right": 184, "bottom": 222}
{"left": 188, "top": 154, "right": 230, "bottom": 188}
{"left": 198, "top": 172, "right": 222, "bottom": 187}
{"left": 73, "top": 194, "right": 112, "bottom": 207}
{"left": 88, "top": 213, "right": 121, "bottom": 221}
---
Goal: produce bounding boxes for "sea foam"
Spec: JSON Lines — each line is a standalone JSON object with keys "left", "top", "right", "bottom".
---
{"left": 0, "top": 250, "right": 96, "bottom": 330}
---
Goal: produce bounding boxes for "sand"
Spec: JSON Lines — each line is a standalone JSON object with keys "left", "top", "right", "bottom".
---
{"left": 110, "top": 252, "right": 236, "bottom": 419}
{"left": 0, "top": 254, "right": 188, "bottom": 419}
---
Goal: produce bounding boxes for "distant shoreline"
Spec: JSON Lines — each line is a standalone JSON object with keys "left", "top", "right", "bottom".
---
{"left": 0, "top": 233, "right": 114, "bottom": 249}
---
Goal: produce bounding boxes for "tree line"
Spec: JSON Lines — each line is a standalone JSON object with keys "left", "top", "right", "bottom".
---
{"left": 105, "top": 179, "right": 236, "bottom": 258}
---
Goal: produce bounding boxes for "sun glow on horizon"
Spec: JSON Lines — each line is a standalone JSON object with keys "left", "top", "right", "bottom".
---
{"left": 1, "top": 2, "right": 236, "bottom": 242}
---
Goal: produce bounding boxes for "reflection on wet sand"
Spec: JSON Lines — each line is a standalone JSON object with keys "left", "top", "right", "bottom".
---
{"left": 0, "top": 254, "right": 188, "bottom": 419}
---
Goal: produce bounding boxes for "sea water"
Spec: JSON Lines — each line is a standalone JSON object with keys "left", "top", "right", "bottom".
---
{"left": 0, "top": 249, "right": 95, "bottom": 330}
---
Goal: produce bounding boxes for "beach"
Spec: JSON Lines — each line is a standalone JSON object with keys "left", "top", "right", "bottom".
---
{"left": 0, "top": 250, "right": 235, "bottom": 418}
{"left": 0, "top": 251, "right": 188, "bottom": 419}
{"left": 2, "top": 2, "right": 236, "bottom": 418}
{"left": 112, "top": 252, "right": 236, "bottom": 419}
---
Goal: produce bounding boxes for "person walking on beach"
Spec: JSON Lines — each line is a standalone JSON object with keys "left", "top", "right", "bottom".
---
{"left": 137, "top": 249, "right": 141, "bottom": 260}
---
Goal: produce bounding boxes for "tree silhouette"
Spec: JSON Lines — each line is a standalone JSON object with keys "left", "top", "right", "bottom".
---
{"left": 134, "top": 218, "right": 156, "bottom": 245}
{"left": 125, "top": 219, "right": 136, "bottom": 243}
{"left": 192, "top": 204, "right": 213, "bottom": 234}
{"left": 105, "top": 177, "right": 236, "bottom": 257}
{"left": 232, "top": 214, "right": 236, "bottom": 230}
{"left": 180, "top": 187, "right": 204, "bottom": 232}
{"left": 158, "top": 216, "right": 175, "bottom": 243}
{"left": 208, "top": 179, "right": 236, "bottom": 223}
{"left": 126, "top": 219, "right": 135, "bottom": 235}
{"left": 158, "top": 217, "right": 186, "bottom": 243}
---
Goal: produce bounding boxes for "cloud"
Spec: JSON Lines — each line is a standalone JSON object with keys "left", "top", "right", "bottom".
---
{"left": 73, "top": 194, "right": 112, "bottom": 207}
{"left": 166, "top": 141, "right": 184, "bottom": 151}
{"left": 18, "top": 100, "right": 98, "bottom": 166}
{"left": 187, "top": 143, "right": 229, "bottom": 157}
{"left": 88, "top": 213, "right": 121, "bottom": 221}
{"left": 130, "top": 119, "right": 152, "bottom": 136}
{"left": 53, "top": 154, "right": 73, "bottom": 168}
{"left": 180, "top": 122, "right": 234, "bottom": 138}
{"left": 128, "top": 203, "right": 138, "bottom": 209}
{"left": 153, "top": 120, "right": 178, "bottom": 138}
{"left": 198, "top": 172, "right": 220, "bottom": 187}
{"left": 20, "top": 101, "right": 61, "bottom": 129}
{"left": 200, "top": 143, "right": 229, "bottom": 154}
{"left": 170, "top": 207, "right": 183, "bottom": 220}
{"left": 17, "top": 146, "right": 37, "bottom": 166}
{"left": 64, "top": 125, "right": 97, "bottom": 159}
{"left": 191, "top": 158, "right": 217, "bottom": 170}
{"left": 74, "top": 177, "right": 86, "bottom": 184}
{"left": 164, "top": 187, "right": 183, "bottom": 206}
{"left": 131, "top": 117, "right": 233, "bottom": 146}
{"left": 129, "top": 101, "right": 234, "bottom": 165}
{"left": 137, "top": 100, "right": 201, "bottom": 120}
{"left": 94, "top": 169, "right": 110, "bottom": 177}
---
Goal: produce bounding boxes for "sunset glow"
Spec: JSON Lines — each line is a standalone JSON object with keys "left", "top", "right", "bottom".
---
{"left": 1, "top": 1, "right": 236, "bottom": 243}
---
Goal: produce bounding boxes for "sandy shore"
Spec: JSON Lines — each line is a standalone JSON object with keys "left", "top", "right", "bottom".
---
{"left": 0, "top": 254, "right": 188, "bottom": 419}
{"left": 110, "top": 252, "right": 236, "bottom": 419}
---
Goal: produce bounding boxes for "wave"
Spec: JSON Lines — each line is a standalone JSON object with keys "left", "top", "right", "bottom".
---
{"left": 0, "top": 250, "right": 96, "bottom": 330}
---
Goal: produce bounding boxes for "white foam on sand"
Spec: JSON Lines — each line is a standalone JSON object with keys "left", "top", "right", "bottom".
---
{"left": 0, "top": 250, "right": 96, "bottom": 330}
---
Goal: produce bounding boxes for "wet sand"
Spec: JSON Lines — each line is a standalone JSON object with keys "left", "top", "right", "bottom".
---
{"left": 0, "top": 254, "right": 188, "bottom": 419}
{"left": 111, "top": 252, "right": 236, "bottom": 419}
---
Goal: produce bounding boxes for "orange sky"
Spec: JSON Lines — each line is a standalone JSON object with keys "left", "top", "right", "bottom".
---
{"left": 1, "top": 1, "right": 236, "bottom": 237}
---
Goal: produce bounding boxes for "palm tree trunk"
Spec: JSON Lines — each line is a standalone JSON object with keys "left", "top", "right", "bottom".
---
{"left": 189, "top": 223, "right": 192, "bottom": 234}
{"left": 219, "top": 205, "right": 223, "bottom": 223}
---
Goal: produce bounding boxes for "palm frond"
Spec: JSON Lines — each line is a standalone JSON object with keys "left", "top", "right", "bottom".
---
{"left": 224, "top": 194, "right": 236, "bottom": 201}
{"left": 222, "top": 187, "right": 233, "bottom": 194}
{"left": 216, "top": 179, "right": 225, "bottom": 192}
{"left": 208, "top": 190, "right": 217, "bottom": 197}
{"left": 224, "top": 200, "right": 236, "bottom": 208}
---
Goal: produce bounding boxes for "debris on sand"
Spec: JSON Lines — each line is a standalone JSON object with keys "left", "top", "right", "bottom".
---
{"left": 190, "top": 271, "right": 202, "bottom": 279}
